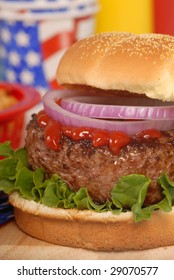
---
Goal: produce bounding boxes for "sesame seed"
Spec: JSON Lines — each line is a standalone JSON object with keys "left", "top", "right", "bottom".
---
{"left": 78, "top": 32, "right": 174, "bottom": 62}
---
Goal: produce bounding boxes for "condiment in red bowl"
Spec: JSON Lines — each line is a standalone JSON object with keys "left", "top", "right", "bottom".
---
{"left": 0, "top": 82, "right": 41, "bottom": 149}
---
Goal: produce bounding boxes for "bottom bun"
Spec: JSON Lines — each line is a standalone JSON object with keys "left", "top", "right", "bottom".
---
{"left": 9, "top": 192, "right": 174, "bottom": 251}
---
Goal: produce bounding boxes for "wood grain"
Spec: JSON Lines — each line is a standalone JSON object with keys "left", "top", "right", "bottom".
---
{"left": 0, "top": 220, "right": 174, "bottom": 260}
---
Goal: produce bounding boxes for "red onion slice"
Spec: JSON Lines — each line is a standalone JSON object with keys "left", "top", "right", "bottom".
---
{"left": 43, "top": 90, "right": 174, "bottom": 135}
{"left": 61, "top": 95, "right": 174, "bottom": 120}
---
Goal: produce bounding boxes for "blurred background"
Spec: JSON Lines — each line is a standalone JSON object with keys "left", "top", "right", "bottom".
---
{"left": 96, "top": 0, "right": 174, "bottom": 35}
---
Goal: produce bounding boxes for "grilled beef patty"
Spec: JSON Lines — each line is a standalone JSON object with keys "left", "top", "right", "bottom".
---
{"left": 25, "top": 115, "right": 174, "bottom": 205}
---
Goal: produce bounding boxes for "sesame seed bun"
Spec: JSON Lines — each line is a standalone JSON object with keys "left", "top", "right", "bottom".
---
{"left": 57, "top": 32, "right": 174, "bottom": 102}
{"left": 9, "top": 192, "right": 174, "bottom": 251}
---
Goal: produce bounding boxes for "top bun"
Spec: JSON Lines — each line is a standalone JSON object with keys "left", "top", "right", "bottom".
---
{"left": 57, "top": 32, "right": 174, "bottom": 102}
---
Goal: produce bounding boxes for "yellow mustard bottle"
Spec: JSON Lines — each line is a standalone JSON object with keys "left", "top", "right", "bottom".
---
{"left": 96, "top": 0, "right": 153, "bottom": 34}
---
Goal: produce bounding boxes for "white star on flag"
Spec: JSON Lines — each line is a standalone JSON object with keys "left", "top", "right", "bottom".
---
{"left": 9, "top": 51, "right": 21, "bottom": 66}
{"left": 6, "top": 70, "right": 17, "bottom": 82}
{"left": 25, "top": 51, "right": 41, "bottom": 67}
{"left": 15, "top": 31, "right": 30, "bottom": 47}
{"left": 1, "top": 28, "right": 11, "bottom": 43}
{"left": 20, "top": 70, "right": 34, "bottom": 84}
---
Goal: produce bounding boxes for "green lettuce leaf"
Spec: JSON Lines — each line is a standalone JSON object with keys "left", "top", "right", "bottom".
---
{"left": 42, "top": 174, "right": 75, "bottom": 208}
{"left": 74, "top": 187, "right": 109, "bottom": 211}
{"left": 0, "top": 141, "right": 14, "bottom": 157}
{"left": 0, "top": 142, "right": 174, "bottom": 222}
{"left": 0, "top": 178, "right": 16, "bottom": 194}
{"left": 0, "top": 157, "right": 18, "bottom": 180}
{"left": 111, "top": 174, "right": 151, "bottom": 222}
{"left": 111, "top": 174, "right": 150, "bottom": 209}
{"left": 158, "top": 173, "right": 174, "bottom": 204}
{"left": 15, "top": 167, "right": 36, "bottom": 200}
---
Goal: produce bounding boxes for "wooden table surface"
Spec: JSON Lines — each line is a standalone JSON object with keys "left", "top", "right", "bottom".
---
{"left": 0, "top": 220, "right": 174, "bottom": 260}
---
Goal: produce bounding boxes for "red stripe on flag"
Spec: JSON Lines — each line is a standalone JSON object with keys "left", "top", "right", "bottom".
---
{"left": 41, "top": 31, "right": 75, "bottom": 60}
{"left": 49, "top": 78, "right": 60, "bottom": 89}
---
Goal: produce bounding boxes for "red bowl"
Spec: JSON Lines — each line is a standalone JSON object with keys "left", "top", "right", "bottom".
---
{"left": 0, "top": 82, "right": 41, "bottom": 149}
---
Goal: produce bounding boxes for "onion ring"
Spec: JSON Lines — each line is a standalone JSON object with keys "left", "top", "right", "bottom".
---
{"left": 61, "top": 95, "right": 174, "bottom": 120}
{"left": 43, "top": 90, "right": 174, "bottom": 135}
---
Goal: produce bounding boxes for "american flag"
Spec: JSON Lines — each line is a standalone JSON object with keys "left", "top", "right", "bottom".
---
{"left": 0, "top": 17, "right": 76, "bottom": 93}
{"left": 0, "top": 1, "right": 98, "bottom": 94}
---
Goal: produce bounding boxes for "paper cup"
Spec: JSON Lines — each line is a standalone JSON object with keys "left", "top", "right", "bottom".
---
{"left": 0, "top": 82, "right": 41, "bottom": 148}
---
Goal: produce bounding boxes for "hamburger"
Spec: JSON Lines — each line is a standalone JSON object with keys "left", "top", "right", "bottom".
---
{"left": 1, "top": 32, "right": 174, "bottom": 251}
